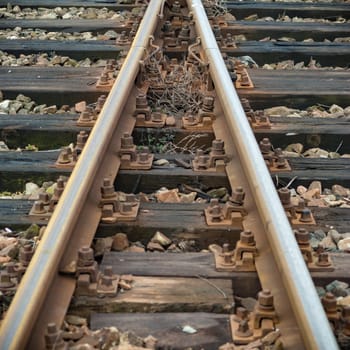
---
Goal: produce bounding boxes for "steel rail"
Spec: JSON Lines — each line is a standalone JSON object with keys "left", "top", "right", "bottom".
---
{"left": 187, "top": 0, "right": 338, "bottom": 349}
{"left": 0, "top": 1, "right": 163, "bottom": 349}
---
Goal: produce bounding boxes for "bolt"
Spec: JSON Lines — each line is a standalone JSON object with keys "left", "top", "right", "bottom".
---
{"left": 295, "top": 228, "right": 310, "bottom": 244}
{"left": 121, "top": 133, "right": 134, "bottom": 149}
{"left": 299, "top": 208, "right": 313, "bottom": 223}
{"left": 178, "top": 24, "right": 190, "bottom": 40}
{"left": 202, "top": 96, "right": 215, "bottom": 112}
{"left": 136, "top": 94, "right": 148, "bottom": 109}
{"left": 298, "top": 198, "right": 306, "bottom": 210}
{"left": 55, "top": 178, "right": 65, "bottom": 197}
{"left": 116, "top": 31, "right": 129, "bottom": 45}
{"left": 209, "top": 203, "right": 223, "bottom": 222}
{"left": 77, "top": 246, "right": 95, "bottom": 267}
{"left": 321, "top": 292, "right": 337, "bottom": 313}
{"left": 45, "top": 323, "right": 66, "bottom": 349}
{"left": 120, "top": 202, "right": 133, "bottom": 214}
{"left": 197, "top": 155, "right": 209, "bottom": 169}
{"left": 235, "top": 319, "right": 253, "bottom": 338}
{"left": 105, "top": 62, "right": 115, "bottom": 72}
{"left": 275, "top": 155, "right": 287, "bottom": 169}
{"left": 101, "top": 205, "right": 114, "bottom": 219}
{"left": 172, "top": 1, "right": 181, "bottom": 13}
{"left": 99, "top": 72, "right": 109, "bottom": 85}
{"left": 316, "top": 252, "right": 331, "bottom": 267}
{"left": 212, "top": 25, "right": 222, "bottom": 40}
{"left": 104, "top": 266, "right": 114, "bottom": 277}
{"left": 76, "top": 131, "right": 88, "bottom": 152}
{"left": 100, "top": 273, "right": 113, "bottom": 287}
{"left": 211, "top": 139, "right": 225, "bottom": 155}
{"left": 258, "top": 289, "right": 274, "bottom": 310}
{"left": 32, "top": 200, "right": 46, "bottom": 214}
{"left": 79, "top": 110, "right": 93, "bottom": 122}
{"left": 152, "top": 111, "right": 162, "bottom": 122}
{"left": 225, "top": 33, "right": 235, "bottom": 47}
{"left": 240, "top": 72, "right": 250, "bottom": 86}
{"left": 240, "top": 98, "right": 251, "bottom": 112}
{"left": 222, "top": 243, "right": 230, "bottom": 253}
{"left": 278, "top": 187, "right": 291, "bottom": 206}
{"left": 139, "top": 152, "right": 150, "bottom": 164}
{"left": 236, "top": 307, "right": 249, "bottom": 321}
{"left": 101, "top": 178, "right": 115, "bottom": 198}
{"left": 58, "top": 148, "right": 71, "bottom": 164}
{"left": 39, "top": 192, "right": 50, "bottom": 205}
{"left": 259, "top": 138, "right": 272, "bottom": 154}
{"left": 95, "top": 95, "right": 106, "bottom": 113}
{"left": 19, "top": 244, "right": 34, "bottom": 266}
{"left": 186, "top": 114, "right": 197, "bottom": 125}
{"left": 230, "top": 186, "right": 245, "bottom": 205}
{"left": 0, "top": 273, "right": 15, "bottom": 289}
{"left": 240, "top": 230, "right": 255, "bottom": 246}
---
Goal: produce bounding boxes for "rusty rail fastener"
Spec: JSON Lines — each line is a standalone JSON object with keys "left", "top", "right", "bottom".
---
{"left": 230, "top": 290, "right": 278, "bottom": 344}
{"left": 210, "top": 230, "right": 257, "bottom": 272}
{"left": 119, "top": 133, "right": 154, "bottom": 170}
{"left": 278, "top": 187, "right": 316, "bottom": 225}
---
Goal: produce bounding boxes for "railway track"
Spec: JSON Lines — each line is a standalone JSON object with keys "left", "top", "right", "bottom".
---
{"left": 0, "top": 0, "right": 349, "bottom": 349}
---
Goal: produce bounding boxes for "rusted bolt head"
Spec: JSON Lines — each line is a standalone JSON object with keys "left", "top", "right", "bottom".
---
{"left": 80, "top": 110, "right": 92, "bottom": 121}
{"left": 121, "top": 133, "right": 134, "bottom": 149}
{"left": 278, "top": 187, "right": 291, "bottom": 205}
{"left": 101, "top": 178, "right": 115, "bottom": 198}
{"left": 57, "top": 178, "right": 65, "bottom": 189}
{"left": 197, "top": 155, "right": 208, "bottom": 169}
{"left": 258, "top": 289, "right": 274, "bottom": 309}
{"left": 222, "top": 243, "right": 230, "bottom": 253}
{"left": 203, "top": 96, "right": 215, "bottom": 111}
{"left": 104, "top": 266, "right": 113, "bottom": 277}
{"left": 77, "top": 246, "right": 94, "bottom": 267}
{"left": 240, "top": 98, "right": 251, "bottom": 112}
{"left": 321, "top": 292, "right": 337, "bottom": 313}
{"left": 240, "top": 230, "right": 255, "bottom": 246}
{"left": 33, "top": 200, "right": 46, "bottom": 214}
{"left": 98, "top": 94, "right": 106, "bottom": 105}
{"left": 139, "top": 152, "right": 150, "bottom": 164}
{"left": 136, "top": 94, "right": 148, "bottom": 108}
{"left": 316, "top": 252, "right": 331, "bottom": 267}
{"left": 259, "top": 138, "right": 272, "bottom": 154}
{"left": 209, "top": 205, "right": 223, "bottom": 222}
{"left": 120, "top": 202, "right": 133, "bottom": 214}
{"left": 295, "top": 228, "right": 310, "bottom": 244}
{"left": 210, "top": 198, "right": 219, "bottom": 207}
{"left": 58, "top": 148, "right": 70, "bottom": 164}
{"left": 45, "top": 322, "right": 65, "bottom": 348}
{"left": 102, "top": 205, "right": 114, "bottom": 219}
{"left": 212, "top": 139, "right": 224, "bottom": 153}
{"left": 101, "top": 274, "right": 113, "bottom": 287}
{"left": 39, "top": 192, "right": 50, "bottom": 205}
{"left": 236, "top": 307, "right": 249, "bottom": 320}
{"left": 276, "top": 156, "right": 287, "bottom": 169}
{"left": 152, "top": 111, "right": 162, "bottom": 122}
{"left": 0, "top": 273, "right": 15, "bottom": 289}
{"left": 99, "top": 72, "right": 109, "bottom": 84}
{"left": 235, "top": 319, "right": 253, "bottom": 338}
{"left": 19, "top": 244, "right": 34, "bottom": 266}
{"left": 299, "top": 208, "right": 313, "bottom": 223}
{"left": 77, "top": 130, "right": 88, "bottom": 143}
{"left": 274, "top": 148, "right": 283, "bottom": 157}
{"left": 230, "top": 186, "right": 245, "bottom": 205}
